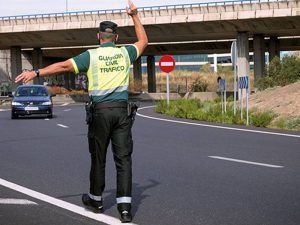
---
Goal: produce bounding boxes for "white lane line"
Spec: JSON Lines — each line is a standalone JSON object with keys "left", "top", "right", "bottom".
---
{"left": 63, "top": 109, "right": 72, "bottom": 112}
{"left": 0, "top": 178, "right": 137, "bottom": 225}
{"left": 208, "top": 156, "right": 284, "bottom": 168}
{"left": 60, "top": 103, "right": 69, "bottom": 106}
{"left": 137, "top": 106, "right": 300, "bottom": 139}
{"left": 45, "top": 118, "right": 50, "bottom": 121}
{"left": 0, "top": 109, "right": 11, "bottom": 112}
{"left": 57, "top": 124, "right": 69, "bottom": 129}
{"left": 0, "top": 198, "right": 37, "bottom": 205}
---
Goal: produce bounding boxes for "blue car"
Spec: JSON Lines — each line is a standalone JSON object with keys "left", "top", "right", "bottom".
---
{"left": 10, "top": 85, "right": 55, "bottom": 119}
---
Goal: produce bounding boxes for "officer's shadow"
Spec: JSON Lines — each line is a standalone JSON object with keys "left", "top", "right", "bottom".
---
{"left": 103, "top": 179, "right": 160, "bottom": 216}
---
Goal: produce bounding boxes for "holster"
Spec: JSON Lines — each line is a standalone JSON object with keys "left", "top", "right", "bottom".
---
{"left": 85, "top": 101, "right": 94, "bottom": 125}
{"left": 127, "top": 102, "right": 139, "bottom": 122}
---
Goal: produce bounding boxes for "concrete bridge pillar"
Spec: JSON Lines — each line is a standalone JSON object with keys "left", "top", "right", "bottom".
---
{"left": 133, "top": 56, "right": 142, "bottom": 92}
{"left": 237, "top": 32, "right": 250, "bottom": 97}
{"left": 0, "top": 50, "right": 10, "bottom": 82}
{"left": 63, "top": 72, "right": 76, "bottom": 89}
{"left": 32, "top": 48, "right": 44, "bottom": 85}
{"left": 253, "top": 34, "right": 265, "bottom": 81}
{"left": 69, "top": 73, "right": 76, "bottom": 89}
{"left": 64, "top": 73, "right": 70, "bottom": 89}
{"left": 10, "top": 46, "right": 22, "bottom": 92}
{"left": 147, "top": 56, "right": 156, "bottom": 93}
{"left": 269, "top": 37, "right": 280, "bottom": 62}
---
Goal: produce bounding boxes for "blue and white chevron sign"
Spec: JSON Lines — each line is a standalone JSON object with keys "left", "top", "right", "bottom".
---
{"left": 239, "top": 76, "right": 249, "bottom": 89}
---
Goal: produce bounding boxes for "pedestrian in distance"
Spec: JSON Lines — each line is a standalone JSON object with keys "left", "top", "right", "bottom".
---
{"left": 15, "top": 0, "right": 148, "bottom": 223}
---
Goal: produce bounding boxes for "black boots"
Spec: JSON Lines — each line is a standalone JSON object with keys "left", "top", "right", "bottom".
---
{"left": 120, "top": 210, "right": 132, "bottom": 223}
{"left": 82, "top": 194, "right": 103, "bottom": 213}
{"left": 82, "top": 194, "right": 132, "bottom": 223}
{"left": 118, "top": 203, "right": 132, "bottom": 223}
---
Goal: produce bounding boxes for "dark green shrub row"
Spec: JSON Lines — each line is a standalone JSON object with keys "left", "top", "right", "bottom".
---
{"left": 257, "top": 56, "right": 300, "bottom": 90}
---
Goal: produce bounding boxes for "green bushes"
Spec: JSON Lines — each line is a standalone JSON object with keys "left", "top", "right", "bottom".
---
{"left": 250, "top": 111, "right": 275, "bottom": 128}
{"left": 257, "top": 55, "right": 300, "bottom": 90}
{"left": 192, "top": 78, "right": 209, "bottom": 92}
{"left": 156, "top": 99, "right": 276, "bottom": 128}
{"left": 256, "top": 76, "right": 276, "bottom": 91}
{"left": 275, "top": 117, "right": 300, "bottom": 131}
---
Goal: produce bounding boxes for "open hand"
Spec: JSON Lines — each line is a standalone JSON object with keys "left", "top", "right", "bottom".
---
{"left": 126, "top": 0, "right": 137, "bottom": 16}
{"left": 15, "top": 70, "right": 36, "bottom": 84}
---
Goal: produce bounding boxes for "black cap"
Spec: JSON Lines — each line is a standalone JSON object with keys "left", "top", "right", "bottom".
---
{"left": 99, "top": 21, "right": 118, "bottom": 34}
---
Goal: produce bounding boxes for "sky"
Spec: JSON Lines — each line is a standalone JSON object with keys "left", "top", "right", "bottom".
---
{"left": 0, "top": 0, "right": 227, "bottom": 17}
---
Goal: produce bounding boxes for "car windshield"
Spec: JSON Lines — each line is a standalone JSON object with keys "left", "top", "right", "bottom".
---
{"left": 16, "top": 86, "right": 48, "bottom": 97}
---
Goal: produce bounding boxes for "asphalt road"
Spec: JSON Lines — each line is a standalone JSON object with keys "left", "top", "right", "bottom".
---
{"left": 0, "top": 103, "right": 299, "bottom": 225}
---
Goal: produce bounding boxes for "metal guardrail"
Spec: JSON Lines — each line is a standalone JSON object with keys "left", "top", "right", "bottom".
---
{"left": 0, "top": 0, "right": 283, "bottom": 21}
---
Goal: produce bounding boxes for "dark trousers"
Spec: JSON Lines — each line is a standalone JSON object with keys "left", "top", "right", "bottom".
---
{"left": 88, "top": 107, "right": 133, "bottom": 200}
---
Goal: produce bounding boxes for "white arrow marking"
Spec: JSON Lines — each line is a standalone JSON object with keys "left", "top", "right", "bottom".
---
{"left": 0, "top": 198, "right": 37, "bottom": 205}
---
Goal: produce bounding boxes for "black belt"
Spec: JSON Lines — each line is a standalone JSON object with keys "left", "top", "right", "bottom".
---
{"left": 94, "top": 101, "right": 127, "bottom": 109}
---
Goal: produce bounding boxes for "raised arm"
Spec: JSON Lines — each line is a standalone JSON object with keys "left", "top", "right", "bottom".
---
{"left": 15, "top": 59, "right": 74, "bottom": 84}
{"left": 126, "top": 0, "right": 148, "bottom": 56}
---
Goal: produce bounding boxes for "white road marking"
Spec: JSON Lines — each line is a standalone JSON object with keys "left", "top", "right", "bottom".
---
{"left": 0, "top": 178, "right": 136, "bottom": 225}
{"left": 208, "top": 156, "right": 284, "bottom": 168}
{"left": 45, "top": 118, "right": 50, "bottom": 121}
{"left": 57, "top": 124, "right": 69, "bottom": 128}
{"left": 60, "top": 103, "right": 69, "bottom": 106}
{"left": 63, "top": 109, "right": 72, "bottom": 112}
{"left": 0, "top": 109, "right": 10, "bottom": 112}
{"left": 137, "top": 106, "right": 300, "bottom": 139}
{"left": 0, "top": 198, "right": 37, "bottom": 205}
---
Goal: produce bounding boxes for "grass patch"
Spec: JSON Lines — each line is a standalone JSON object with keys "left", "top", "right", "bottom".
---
{"left": 275, "top": 117, "right": 300, "bottom": 131}
{"left": 156, "top": 99, "right": 276, "bottom": 128}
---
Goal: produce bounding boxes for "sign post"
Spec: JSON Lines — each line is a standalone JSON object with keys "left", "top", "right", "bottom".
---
{"left": 159, "top": 55, "right": 176, "bottom": 105}
{"left": 231, "top": 41, "right": 237, "bottom": 115}
{"left": 218, "top": 79, "right": 227, "bottom": 114}
{"left": 166, "top": 73, "right": 170, "bottom": 104}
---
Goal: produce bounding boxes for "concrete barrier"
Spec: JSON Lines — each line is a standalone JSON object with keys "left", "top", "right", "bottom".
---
{"left": 51, "top": 93, "right": 221, "bottom": 103}
{"left": 52, "top": 94, "right": 83, "bottom": 104}
{"left": 184, "top": 92, "right": 219, "bottom": 101}
{"left": 51, "top": 92, "right": 223, "bottom": 103}
{"left": 1, "top": 92, "right": 223, "bottom": 106}
{"left": 129, "top": 92, "right": 219, "bottom": 101}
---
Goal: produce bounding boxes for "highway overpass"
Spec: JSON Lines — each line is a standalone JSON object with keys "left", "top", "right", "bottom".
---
{"left": 0, "top": 0, "right": 300, "bottom": 92}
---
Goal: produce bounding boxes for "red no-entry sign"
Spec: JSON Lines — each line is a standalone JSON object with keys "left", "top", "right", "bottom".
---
{"left": 159, "top": 55, "right": 176, "bottom": 73}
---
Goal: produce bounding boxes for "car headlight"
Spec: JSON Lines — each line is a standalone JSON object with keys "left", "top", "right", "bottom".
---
{"left": 12, "top": 102, "right": 23, "bottom": 106}
{"left": 41, "top": 101, "right": 52, "bottom": 106}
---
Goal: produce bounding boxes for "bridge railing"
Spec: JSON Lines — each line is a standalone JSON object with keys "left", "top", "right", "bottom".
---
{"left": 0, "top": 0, "right": 284, "bottom": 21}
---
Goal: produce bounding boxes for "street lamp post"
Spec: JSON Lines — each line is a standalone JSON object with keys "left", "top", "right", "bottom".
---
{"left": 66, "top": 0, "right": 68, "bottom": 12}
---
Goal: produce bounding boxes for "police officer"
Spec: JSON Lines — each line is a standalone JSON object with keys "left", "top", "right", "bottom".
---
{"left": 15, "top": 0, "right": 148, "bottom": 223}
